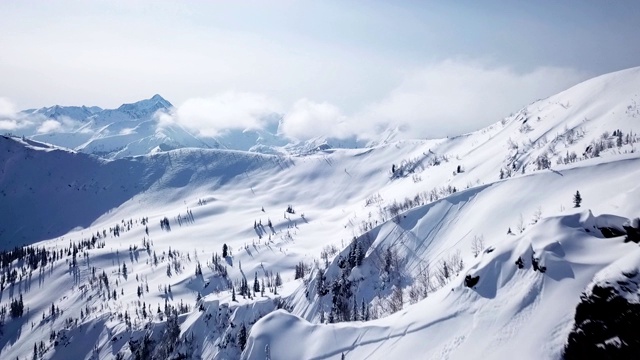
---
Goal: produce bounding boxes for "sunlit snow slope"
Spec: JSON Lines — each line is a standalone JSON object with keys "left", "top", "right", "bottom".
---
{"left": 0, "top": 67, "right": 639, "bottom": 360}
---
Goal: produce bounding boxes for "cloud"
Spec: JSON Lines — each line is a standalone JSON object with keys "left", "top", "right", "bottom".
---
{"left": 276, "top": 60, "right": 588, "bottom": 141}
{"left": 359, "top": 60, "right": 587, "bottom": 139}
{"left": 33, "top": 115, "right": 83, "bottom": 134}
{"left": 156, "top": 60, "right": 586, "bottom": 142}
{"left": 37, "top": 119, "right": 63, "bottom": 134}
{"left": 0, "top": 120, "right": 20, "bottom": 131}
{"left": 0, "top": 97, "right": 33, "bottom": 131}
{"left": 0, "top": 97, "right": 17, "bottom": 118}
{"left": 279, "top": 99, "right": 352, "bottom": 140}
{"left": 162, "top": 92, "right": 281, "bottom": 137}
{"left": 3, "top": 60, "right": 586, "bottom": 145}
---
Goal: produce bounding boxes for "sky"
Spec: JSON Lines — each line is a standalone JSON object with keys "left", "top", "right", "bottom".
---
{"left": 1, "top": 0, "right": 639, "bottom": 140}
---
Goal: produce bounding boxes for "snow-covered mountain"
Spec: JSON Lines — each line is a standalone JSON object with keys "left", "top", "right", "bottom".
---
{"left": 11, "top": 95, "right": 366, "bottom": 159}
{"left": 1, "top": 67, "right": 639, "bottom": 360}
{"left": 15, "top": 95, "right": 227, "bottom": 159}
{"left": 23, "top": 94, "right": 171, "bottom": 125}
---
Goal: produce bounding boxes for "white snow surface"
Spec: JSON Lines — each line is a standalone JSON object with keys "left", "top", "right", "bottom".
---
{"left": 0, "top": 67, "right": 639, "bottom": 359}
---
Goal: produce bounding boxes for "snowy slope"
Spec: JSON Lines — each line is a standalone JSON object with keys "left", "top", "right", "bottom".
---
{"left": 0, "top": 135, "right": 282, "bottom": 246}
{"left": 245, "top": 157, "right": 640, "bottom": 360}
{"left": 0, "top": 67, "right": 639, "bottom": 360}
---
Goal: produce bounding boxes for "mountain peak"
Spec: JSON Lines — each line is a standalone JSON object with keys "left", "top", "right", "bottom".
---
{"left": 116, "top": 95, "right": 173, "bottom": 114}
{"left": 149, "top": 94, "right": 173, "bottom": 108}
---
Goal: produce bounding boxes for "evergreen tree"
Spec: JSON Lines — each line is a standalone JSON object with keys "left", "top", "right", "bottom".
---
{"left": 355, "top": 242, "right": 363, "bottom": 267}
{"left": 352, "top": 296, "right": 359, "bottom": 321}
{"left": 365, "top": 302, "right": 370, "bottom": 321}
{"left": 295, "top": 262, "right": 307, "bottom": 279}
{"left": 237, "top": 323, "right": 247, "bottom": 351}
{"left": 316, "top": 269, "right": 328, "bottom": 296}
{"left": 222, "top": 244, "right": 228, "bottom": 258}
{"left": 384, "top": 247, "right": 393, "bottom": 273}
{"left": 573, "top": 191, "right": 582, "bottom": 208}
{"left": 348, "top": 239, "right": 357, "bottom": 268}
{"left": 10, "top": 295, "right": 24, "bottom": 318}
{"left": 254, "top": 272, "right": 260, "bottom": 293}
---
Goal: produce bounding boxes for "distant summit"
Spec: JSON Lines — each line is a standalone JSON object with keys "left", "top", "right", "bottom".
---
{"left": 14, "top": 95, "right": 211, "bottom": 159}
{"left": 22, "top": 94, "right": 173, "bottom": 123}
{"left": 115, "top": 94, "right": 173, "bottom": 115}
{"left": 22, "top": 104, "right": 103, "bottom": 121}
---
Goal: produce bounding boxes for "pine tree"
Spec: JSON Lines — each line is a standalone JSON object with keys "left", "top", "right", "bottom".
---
{"left": 365, "top": 302, "right": 370, "bottom": 321}
{"left": 222, "top": 244, "right": 228, "bottom": 258}
{"left": 384, "top": 247, "right": 393, "bottom": 273}
{"left": 254, "top": 272, "right": 260, "bottom": 293}
{"left": 352, "top": 296, "right": 358, "bottom": 321}
{"left": 232, "top": 285, "right": 237, "bottom": 302}
{"left": 355, "top": 242, "right": 363, "bottom": 267}
{"left": 237, "top": 323, "right": 247, "bottom": 350}
{"left": 573, "top": 191, "right": 582, "bottom": 208}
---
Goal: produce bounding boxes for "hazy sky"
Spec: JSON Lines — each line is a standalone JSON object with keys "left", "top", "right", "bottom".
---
{"left": 1, "top": 0, "right": 639, "bottom": 139}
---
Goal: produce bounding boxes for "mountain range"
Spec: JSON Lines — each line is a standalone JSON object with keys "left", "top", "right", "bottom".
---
{"left": 9, "top": 95, "right": 367, "bottom": 159}
{"left": 0, "top": 67, "right": 639, "bottom": 360}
